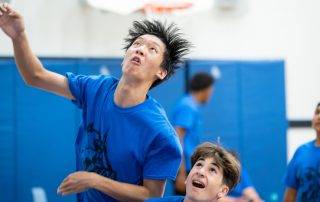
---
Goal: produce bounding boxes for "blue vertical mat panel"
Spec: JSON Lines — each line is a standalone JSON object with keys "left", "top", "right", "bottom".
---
{"left": 16, "top": 59, "right": 78, "bottom": 202}
{"left": 239, "top": 61, "right": 287, "bottom": 201}
{"left": 0, "top": 58, "right": 16, "bottom": 202}
{"left": 188, "top": 60, "right": 241, "bottom": 151}
{"left": 149, "top": 65, "right": 185, "bottom": 117}
{"left": 77, "top": 58, "right": 123, "bottom": 78}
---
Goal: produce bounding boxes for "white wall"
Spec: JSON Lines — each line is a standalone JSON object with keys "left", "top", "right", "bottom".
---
{"left": 287, "top": 128, "right": 316, "bottom": 161}
{"left": 0, "top": 0, "right": 319, "bottom": 155}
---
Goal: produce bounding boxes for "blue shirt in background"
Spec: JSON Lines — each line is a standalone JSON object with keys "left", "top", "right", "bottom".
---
{"left": 171, "top": 95, "right": 203, "bottom": 171}
{"left": 229, "top": 168, "right": 253, "bottom": 197}
{"left": 67, "top": 73, "right": 182, "bottom": 202}
{"left": 146, "top": 196, "right": 184, "bottom": 202}
{"left": 284, "top": 140, "right": 320, "bottom": 202}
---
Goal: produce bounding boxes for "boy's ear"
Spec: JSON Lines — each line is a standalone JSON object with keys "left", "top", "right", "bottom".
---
{"left": 156, "top": 69, "right": 167, "bottom": 80}
{"left": 217, "top": 185, "right": 229, "bottom": 199}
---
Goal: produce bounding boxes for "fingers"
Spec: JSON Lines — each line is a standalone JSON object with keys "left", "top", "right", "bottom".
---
{"left": 0, "top": 3, "right": 8, "bottom": 15}
{"left": 0, "top": 3, "right": 7, "bottom": 12}
{"left": 4, "top": 3, "right": 15, "bottom": 15}
{"left": 59, "top": 179, "right": 72, "bottom": 190}
{"left": 0, "top": 3, "right": 10, "bottom": 16}
{"left": 58, "top": 184, "right": 75, "bottom": 196}
{"left": 57, "top": 176, "right": 79, "bottom": 195}
{"left": 0, "top": 3, "right": 17, "bottom": 17}
{"left": 57, "top": 180, "right": 82, "bottom": 196}
{"left": 57, "top": 179, "right": 72, "bottom": 195}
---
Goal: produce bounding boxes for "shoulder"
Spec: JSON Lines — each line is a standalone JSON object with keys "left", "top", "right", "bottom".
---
{"left": 289, "top": 140, "right": 314, "bottom": 162}
{"left": 295, "top": 140, "right": 315, "bottom": 153}
{"left": 143, "top": 97, "right": 174, "bottom": 129}
{"left": 88, "top": 74, "right": 118, "bottom": 87}
{"left": 146, "top": 126, "right": 182, "bottom": 158}
{"left": 174, "top": 96, "right": 198, "bottom": 113}
{"left": 66, "top": 72, "right": 118, "bottom": 88}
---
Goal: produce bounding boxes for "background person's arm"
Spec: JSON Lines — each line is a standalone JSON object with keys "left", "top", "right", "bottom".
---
{"left": 242, "top": 187, "right": 263, "bottom": 202}
{"left": 174, "top": 126, "right": 187, "bottom": 193}
{"left": 0, "top": 3, "right": 74, "bottom": 99}
{"left": 283, "top": 187, "right": 297, "bottom": 202}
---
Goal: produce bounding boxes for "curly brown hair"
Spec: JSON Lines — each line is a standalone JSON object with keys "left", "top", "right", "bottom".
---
{"left": 191, "top": 142, "right": 241, "bottom": 190}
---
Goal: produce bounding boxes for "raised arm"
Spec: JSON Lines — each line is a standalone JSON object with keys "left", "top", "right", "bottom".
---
{"left": 0, "top": 3, "right": 74, "bottom": 99}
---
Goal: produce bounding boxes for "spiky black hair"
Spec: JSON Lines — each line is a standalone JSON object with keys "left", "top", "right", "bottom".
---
{"left": 124, "top": 20, "right": 191, "bottom": 88}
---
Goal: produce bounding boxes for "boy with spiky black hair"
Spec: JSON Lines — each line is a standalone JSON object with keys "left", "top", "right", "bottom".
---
{"left": 0, "top": 3, "right": 191, "bottom": 202}
{"left": 124, "top": 20, "right": 191, "bottom": 88}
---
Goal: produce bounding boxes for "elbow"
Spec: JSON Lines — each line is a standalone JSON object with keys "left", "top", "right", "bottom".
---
{"left": 24, "top": 71, "right": 44, "bottom": 87}
{"left": 25, "top": 78, "right": 35, "bottom": 86}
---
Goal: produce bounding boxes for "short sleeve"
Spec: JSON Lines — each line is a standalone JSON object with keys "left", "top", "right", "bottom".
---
{"left": 143, "top": 132, "right": 182, "bottom": 180}
{"left": 66, "top": 72, "right": 114, "bottom": 109}
{"left": 66, "top": 72, "right": 93, "bottom": 108}
{"left": 284, "top": 149, "right": 300, "bottom": 189}
{"left": 172, "top": 106, "right": 194, "bottom": 130}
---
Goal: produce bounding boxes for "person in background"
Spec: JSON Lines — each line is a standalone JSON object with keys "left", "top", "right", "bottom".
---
{"left": 283, "top": 102, "right": 320, "bottom": 202}
{"left": 172, "top": 72, "right": 215, "bottom": 194}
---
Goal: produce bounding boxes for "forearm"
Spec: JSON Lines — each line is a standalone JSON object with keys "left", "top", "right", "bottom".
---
{"left": 12, "top": 31, "right": 46, "bottom": 85}
{"left": 283, "top": 187, "right": 297, "bottom": 202}
{"left": 243, "top": 187, "right": 262, "bottom": 202}
{"left": 91, "top": 174, "right": 152, "bottom": 202}
{"left": 174, "top": 126, "right": 187, "bottom": 192}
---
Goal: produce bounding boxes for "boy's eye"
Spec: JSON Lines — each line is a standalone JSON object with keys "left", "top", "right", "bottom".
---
{"left": 196, "top": 162, "right": 203, "bottom": 167}
{"left": 209, "top": 167, "right": 216, "bottom": 173}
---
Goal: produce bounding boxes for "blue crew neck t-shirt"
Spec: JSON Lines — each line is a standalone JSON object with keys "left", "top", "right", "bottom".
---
{"left": 146, "top": 196, "right": 184, "bottom": 202}
{"left": 67, "top": 73, "right": 182, "bottom": 202}
{"left": 228, "top": 168, "right": 253, "bottom": 197}
{"left": 284, "top": 140, "right": 320, "bottom": 202}
{"left": 171, "top": 94, "right": 202, "bottom": 171}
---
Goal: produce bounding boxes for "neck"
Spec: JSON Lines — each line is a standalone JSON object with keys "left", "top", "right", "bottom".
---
{"left": 191, "top": 92, "right": 202, "bottom": 104}
{"left": 183, "top": 197, "right": 191, "bottom": 202}
{"left": 114, "top": 77, "right": 150, "bottom": 108}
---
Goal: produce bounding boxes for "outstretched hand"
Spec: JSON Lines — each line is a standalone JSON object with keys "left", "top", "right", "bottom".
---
{"left": 57, "top": 171, "right": 96, "bottom": 196}
{"left": 0, "top": 2, "right": 25, "bottom": 40}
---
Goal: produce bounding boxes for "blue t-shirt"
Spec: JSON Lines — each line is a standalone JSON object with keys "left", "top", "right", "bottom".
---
{"left": 146, "top": 196, "right": 184, "bottom": 202}
{"left": 171, "top": 95, "right": 202, "bottom": 171}
{"left": 284, "top": 140, "right": 320, "bottom": 202}
{"left": 67, "top": 73, "right": 182, "bottom": 202}
{"left": 228, "top": 169, "right": 253, "bottom": 197}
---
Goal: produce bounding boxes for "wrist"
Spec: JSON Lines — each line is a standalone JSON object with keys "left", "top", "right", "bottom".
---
{"left": 12, "top": 31, "right": 27, "bottom": 43}
{"left": 88, "top": 172, "right": 99, "bottom": 189}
